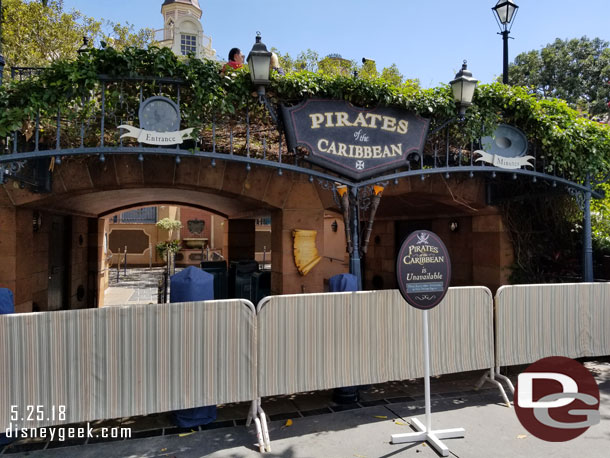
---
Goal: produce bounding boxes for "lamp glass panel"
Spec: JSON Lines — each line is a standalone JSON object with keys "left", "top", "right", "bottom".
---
{"left": 494, "top": 1, "right": 517, "bottom": 24}
{"left": 495, "top": 4, "right": 508, "bottom": 23}
{"left": 248, "top": 54, "right": 270, "bottom": 83}
{"left": 505, "top": 4, "right": 517, "bottom": 23}
{"left": 461, "top": 80, "right": 477, "bottom": 104}
{"left": 451, "top": 81, "right": 464, "bottom": 103}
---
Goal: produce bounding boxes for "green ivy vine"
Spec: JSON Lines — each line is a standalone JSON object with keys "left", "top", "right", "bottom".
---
{"left": 1, "top": 45, "right": 609, "bottom": 184}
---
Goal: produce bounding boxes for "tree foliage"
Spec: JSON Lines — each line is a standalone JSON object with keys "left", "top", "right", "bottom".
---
{"left": 509, "top": 37, "right": 610, "bottom": 117}
{"left": 380, "top": 63, "right": 403, "bottom": 87}
{"left": 269, "top": 47, "right": 407, "bottom": 85}
{"left": 0, "top": 0, "right": 154, "bottom": 75}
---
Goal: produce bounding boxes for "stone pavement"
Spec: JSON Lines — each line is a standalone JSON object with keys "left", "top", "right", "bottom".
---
{"left": 2, "top": 360, "right": 609, "bottom": 458}
{"left": 104, "top": 267, "right": 180, "bottom": 306}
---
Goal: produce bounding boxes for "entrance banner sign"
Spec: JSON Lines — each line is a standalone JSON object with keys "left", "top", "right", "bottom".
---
{"left": 118, "top": 95, "right": 193, "bottom": 146}
{"left": 396, "top": 230, "right": 451, "bottom": 310}
{"left": 474, "top": 150, "right": 534, "bottom": 169}
{"left": 118, "top": 125, "right": 194, "bottom": 146}
{"left": 281, "top": 99, "right": 430, "bottom": 180}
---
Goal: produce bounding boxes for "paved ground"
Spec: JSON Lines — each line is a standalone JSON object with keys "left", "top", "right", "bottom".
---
{"left": 2, "top": 360, "right": 609, "bottom": 458}
{"left": 3, "top": 270, "right": 608, "bottom": 457}
{"left": 104, "top": 267, "right": 179, "bottom": 306}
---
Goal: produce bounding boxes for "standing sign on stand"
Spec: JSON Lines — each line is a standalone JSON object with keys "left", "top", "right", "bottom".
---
{"left": 396, "top": 230, "right": 451, "bottom": 310}
{"left": 391, "top": 230, "right": 465, "bottom": 457}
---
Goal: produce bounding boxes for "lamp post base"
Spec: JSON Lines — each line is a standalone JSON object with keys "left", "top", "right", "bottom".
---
{"left": 391, "top": 417, "right": 465, "bottom": 457}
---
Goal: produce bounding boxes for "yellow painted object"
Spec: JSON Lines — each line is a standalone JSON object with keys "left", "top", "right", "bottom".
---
{"left": 292, "top": 229, "right": 322, "bottom": 276}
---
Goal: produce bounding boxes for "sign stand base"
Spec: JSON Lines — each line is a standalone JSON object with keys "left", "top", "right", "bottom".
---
{"left": 390, "top": 310, "right": 465, "bottom": 457}
{"left": 391, "top": 417, "right": 465, "bottom": 457}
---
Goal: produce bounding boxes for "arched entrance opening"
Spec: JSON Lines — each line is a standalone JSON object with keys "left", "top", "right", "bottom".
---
{"left": 0, "top": 155, "right": 354, "bottom": 311}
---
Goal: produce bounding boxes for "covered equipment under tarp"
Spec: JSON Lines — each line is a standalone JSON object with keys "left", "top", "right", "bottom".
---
{"left": 0, "top": 288, "right": 14, "bottom": 315}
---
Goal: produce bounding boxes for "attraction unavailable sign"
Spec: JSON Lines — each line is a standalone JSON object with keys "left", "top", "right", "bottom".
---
{"left": 281, "top": 99, "right": 430, "bottom": 180}
{"left": 396, "top": 230, "right": 451, "bottom": 310}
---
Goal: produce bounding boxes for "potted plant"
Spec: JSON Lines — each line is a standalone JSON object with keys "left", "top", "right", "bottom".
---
{"left": 156, "top": 240, "right": 182, "bottom": 261}
{"left": 156, "top": 217, "right": 183, "bottom": 240}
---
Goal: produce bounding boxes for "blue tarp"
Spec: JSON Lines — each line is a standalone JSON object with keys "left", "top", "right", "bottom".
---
{"left": 329, "top": 273, "right": 358, "bottom": 293}
{"left": 0, "top": 289, "right": 13, "bottom": 446}
{"left": 170, "top": 267, "right": 217, "bottom": 428}
{"left": 170, "top": 266, "right": 214, "bottom": 303}
{"left": 0, "top": 288, "right": 14, "bottom": 315}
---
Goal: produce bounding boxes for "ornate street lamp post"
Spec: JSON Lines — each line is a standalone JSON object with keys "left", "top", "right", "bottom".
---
{"left": 247, "top": 32, "right": 272, "bottom": 100}
{"left": 450, "top": 61, "right": 478, "bottom": 118}
{"left": 492, "top": 0, "right": 519, "bottom": 84}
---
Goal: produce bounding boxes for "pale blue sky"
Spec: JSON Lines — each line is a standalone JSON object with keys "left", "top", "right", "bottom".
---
{"left": 62, "top": 0, "right": 609, "bottom": 88}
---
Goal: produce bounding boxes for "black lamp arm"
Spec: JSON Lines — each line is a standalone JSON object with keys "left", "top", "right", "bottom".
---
{"left": 260, "top": 93, "right": 280, "bottom": 128}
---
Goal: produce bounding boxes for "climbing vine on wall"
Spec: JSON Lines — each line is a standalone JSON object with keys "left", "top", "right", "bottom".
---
{"left": 1, "top": 46, "right": 608, "bottom": 182}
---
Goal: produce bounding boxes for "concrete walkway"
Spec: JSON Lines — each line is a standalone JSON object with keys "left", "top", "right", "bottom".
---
{"left": 2, "top": 360, "right": 609, "bottom": 457}
{"left": 104, "top": 267, "right": 177, "bottom": 306}
{"left": 4, "top": 271, "right": 607, "bottom": 457}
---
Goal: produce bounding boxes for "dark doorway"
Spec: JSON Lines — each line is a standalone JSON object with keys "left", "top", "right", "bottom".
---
{"left": 48, "top": 215, "right": 69, "bottom": 311}
{"left": 395, "top": 219, "right": 432, "bottom": 255}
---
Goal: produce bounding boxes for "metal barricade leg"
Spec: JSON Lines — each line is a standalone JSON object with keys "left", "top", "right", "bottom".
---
{"left": 475, "top": 368, "right": 511, "bottom": 407}
{"left": 494, "top": 367, "right": 515, "bottom": 394}
{"left": 257, "top": 399, "right": 271, "bottom": 452}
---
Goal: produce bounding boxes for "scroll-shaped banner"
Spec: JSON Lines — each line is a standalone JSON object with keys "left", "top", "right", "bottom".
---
{"left": 292, "top": 229, "right": 322, "bottom": 276}
{"left": 119, "top": 125, "right": 194, "bottom": 146}
{"left": 474, "top": 150, "right": 534, "bottom": 170}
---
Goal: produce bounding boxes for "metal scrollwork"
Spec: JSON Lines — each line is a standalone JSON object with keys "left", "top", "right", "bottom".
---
{"left": 567, "top": 186, "right": 585, "bottom": 211}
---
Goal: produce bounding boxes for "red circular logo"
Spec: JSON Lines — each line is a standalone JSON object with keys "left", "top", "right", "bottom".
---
{"left": 514, "top": 356, "right": 600, "bottom": 442}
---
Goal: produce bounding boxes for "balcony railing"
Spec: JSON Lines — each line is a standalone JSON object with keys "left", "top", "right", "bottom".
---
{"left": 11, "top": 67, "right": 44, "bottom": 81}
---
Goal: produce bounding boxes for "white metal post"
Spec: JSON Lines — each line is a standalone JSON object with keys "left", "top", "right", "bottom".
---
{"left": 391, "top": 310, "right": 465, "bottom": 457}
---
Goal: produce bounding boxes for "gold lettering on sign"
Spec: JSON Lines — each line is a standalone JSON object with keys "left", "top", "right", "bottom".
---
{"left": 317, "top": 139, "right": 403, "bottom": 159}
{"left": 309, "top": 114, "right": 324, "bottom": 129}
{"left": 308, "top": 111, "right": 410, "bottom": 134}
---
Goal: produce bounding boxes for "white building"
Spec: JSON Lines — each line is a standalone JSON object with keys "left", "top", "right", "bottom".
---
{"left": 155, "top": 0, "right": 216, "bottom": 60}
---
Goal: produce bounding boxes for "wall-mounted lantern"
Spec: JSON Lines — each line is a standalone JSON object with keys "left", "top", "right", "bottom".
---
{"left": 247, "top": 32, "right": 272, "bottom": 100}
{"left": 450, "top": 61, "right": 478, "bottom": 118}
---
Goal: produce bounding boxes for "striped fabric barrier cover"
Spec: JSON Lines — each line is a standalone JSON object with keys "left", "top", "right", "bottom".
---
{"left": 0, "top": 300, "right": 256, "bottom": 430}
{"left": 495, "top": 283, "right": 610, "bottom": 367}
{"left": 256, "top": 287, "right": 494, "bottom": 398}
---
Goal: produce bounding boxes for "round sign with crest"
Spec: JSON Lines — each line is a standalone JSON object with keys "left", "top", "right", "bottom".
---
{"left": 396, "top": 230, "right": 451, "bottom": 310}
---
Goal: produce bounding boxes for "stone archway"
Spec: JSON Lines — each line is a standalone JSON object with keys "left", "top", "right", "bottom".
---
{"left": 0, "top": 155, "right": 350, "bottom": 311}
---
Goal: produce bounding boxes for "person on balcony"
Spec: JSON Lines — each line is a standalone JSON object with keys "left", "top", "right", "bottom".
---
{"left": 221, "top": 48, "right": 244, "bottom": 75}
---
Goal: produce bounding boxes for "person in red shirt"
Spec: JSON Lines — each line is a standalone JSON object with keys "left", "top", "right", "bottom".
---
{"left": 221, "top": 48, "right": 244, "bottom": 74}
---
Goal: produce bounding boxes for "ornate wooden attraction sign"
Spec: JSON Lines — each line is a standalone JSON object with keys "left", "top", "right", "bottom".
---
{"left": 396, "top": 230, "right": 451, "bottom": 310}
{"left": 281, "top": 99, "right": 430, "bottom": 180}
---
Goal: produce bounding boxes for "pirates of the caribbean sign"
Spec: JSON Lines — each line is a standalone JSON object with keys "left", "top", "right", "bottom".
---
{"left": 281, "top": 99, "right": 430, "bottom": 180}
{"left": 396, "top": 230, "right": 451, "bottom": 310}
